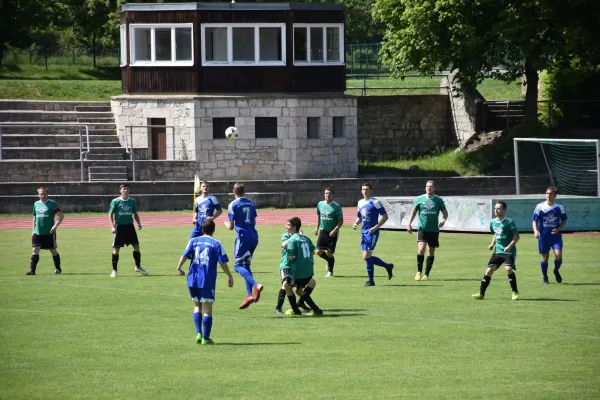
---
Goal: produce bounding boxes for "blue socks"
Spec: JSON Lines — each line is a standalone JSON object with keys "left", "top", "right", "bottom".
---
{"left": 202, "top": 315, "right": 213, "bottom": 340}
{"left": 234, "top": 265, "right": 256, "bottom": 295}
{"left": 365, "top": 258, "right": 374, "bottom": 282}
{"left": 370, "top": 256, "right": 390, "bottom": 268}
{"left": 193, "top": 312, "right": 202, "bottom": 335}
{"left": 554, "top": 259, "right": 562, "bottom": 271}
{"left": 540, "top": 261, "right": 548, "bottom": 277}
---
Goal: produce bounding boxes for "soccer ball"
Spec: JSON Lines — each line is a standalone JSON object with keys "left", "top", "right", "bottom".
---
{"left": 225, "top": 126, "right": 239, "bottom": 140}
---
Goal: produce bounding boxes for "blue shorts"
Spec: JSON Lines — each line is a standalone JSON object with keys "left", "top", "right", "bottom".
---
{"left": 189, "top": 228, "right": 202, "bottom": 240}
{"left": 234, "top": 236, "right": 258, "bottom": 267}
{"left": 538, "top": 235, "right": 563, "bottom": 254}
{"left": 189, "top": 287, "right": 215, "bottom": 303}
{"left": 361, "top": 231, "right": 380, "bottom": 252}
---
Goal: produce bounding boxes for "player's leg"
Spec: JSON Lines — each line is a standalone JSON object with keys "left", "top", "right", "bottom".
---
{"left": 422, "top": 233, "right": 439, "bottom": 280}
{"left": 193, "top": 299, "right": 203, "bottom": 343}
{"left": 200, "top": 300, "right": 214, "bottom": 345}
{"left": 233, "top": 238, "right": 257, "bottom": 306}
{"left": 284, "top": 281, "right": 301, "bottom": 315}
{"left": 316, "top": 231, "right": 333, "bottom": 275}
{"left": 111, "top": 226, "right": 124, "bottom": 277}
{"left": 539, "top": 237, "right": 550, "bottom": 284}
{"left": 552, "top": 246, "right": 563, "bottom": 283}
{"left": 27, "top": 237, "right": 42, "bottom": 275}
{"left": 129, "top": 226, "right": 146, "bottom": 275}
{"left": 362, "top": 246, "right": 375, "bottom": 285}
{"left": 49, "top": 246, "right": 62, "bottom": 275}
{"left": 299, "top": 278, "right": 323, "bottom": 315}
{"left": 366, "top": 232, "right": 394, "bottom": 279}
{"left": 505, "top": 259, "right": 519, "bottom": 299}
{"left": 473, "top": 257, "right": 499, "bottom": 299}
{"left": 325, "top": 232, "right": 338, "bottom": 277}
{"left": 275, "top": 269, "right": 290, "bottom": 314}
{"left": 415, "top": 230, "right": 427, "bottom": 280}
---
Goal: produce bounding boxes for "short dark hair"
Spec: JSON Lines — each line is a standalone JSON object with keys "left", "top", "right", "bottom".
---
{"left": 288, "top": 217, "right": 302, "bottom": 232}
{"left": 37, "top": 186, "right": 48, "bottom": 193}
{"left": 119, "top": 183, "right": 129, "bottom": 189}
{"left": 361, "top": 182, "right": 372, "bottom": 190}
{"left": 233, "top": 182, "right": 245, "bottom": 196}
{"left": 496, "top": 201, "right": 507, "bottom": 210}
{"left": 546, "top": 186, "right": 558, "bottom": 194}
{"left": 202, "top": 219, "right": 215, "bottom": 235}
{"left": 324, "top": 187, "right": 334, "bottom": 194}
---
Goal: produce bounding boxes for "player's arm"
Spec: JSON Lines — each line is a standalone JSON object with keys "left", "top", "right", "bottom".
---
{"left": 370, "top": 213, "right": 388, "bottom": 233}
{"left": 532, "top": 219, "right": 539, "bottom": 238}
{"left": 192, "top": 211, "right": 198, "bottom": 225}
{"left": 51, "top": 211, "right": 64, "bottom": 233}
{"left": 32, "top": 215, "right": 36, "bottom": 235}
{"left": 352, "top": 216, "right": 361, "bottom": 230}
{"left": 219, "top": 262, "right": 234, "bottom": 287}
{"left": 407, "top": 209, "right": 418, "bottom": 234}
{"left": 314, "top": 213, "right": 321, "bottom": 235}
{"left": 331, "top": 217, "right": 343, "bottom": 236}
{"left": 504, "top": 233, "right": 520, "bottom": 252}
{"left": 439, "top": 209, "right": 448, "bottom": 228}
{"left": 488, "top": 235, "right": 496, "bottom": 251}
{"left": 133, "top": 211, "right": 142, "bottom": 230}
{"left": 176, "top": 255, "right": 189, "bottom": 274}
{"left": 224, "top": 219, "right": 234, "bottom": 230}
{"left": 553, "top": 220, "right": 566, "bottom": 235}
{"left": 109, "top": 212, "right": 116, "bottom": 233}
{"left": 209, "top": 209, "right": 223, "bottom": 221}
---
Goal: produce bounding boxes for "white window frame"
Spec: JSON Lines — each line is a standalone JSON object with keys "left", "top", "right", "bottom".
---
{"left": 293, "top": 23, "right": 344, "bottom": 66}
{"left": 120, "top": 24, "right": 127, "bottom": 67}
{"left": 201, "top": 23, "right": 286, "bottom": 66}
{"left": 129, "top": 23, "right": 194, "bottom": 67}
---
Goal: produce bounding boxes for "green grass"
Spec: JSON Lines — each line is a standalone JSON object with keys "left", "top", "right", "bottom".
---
{"left": 0, "top": 80, "right": 122, "bottom": 101}
{"left": 0, "top": 65, "right": 121, "bottom": 80}
{"left": 477, "top": 78, "right": 524, "bottom": 101}
{"left": 1, "top": 225, "right": 599, "bottom": 399}
{"left": 359, "top": 148, "right": 484, "bottom": 176}
{"left": 346, "top": 76, "right": 443, "bottom": 96}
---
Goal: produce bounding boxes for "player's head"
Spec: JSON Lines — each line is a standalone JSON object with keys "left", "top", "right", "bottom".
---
{"left": 287, "top": 217, "right": 302, "bottom": 233}
{"left": 200, "top": 181, "right": 209, "bottom": 194}
{"left": 119, "top": 183, "right": 130, "bottom": 197}
{"left": 361, "top": 182, "right": 372, "bottom": 198}
{"left": 233, "top": 182, "right": 245, "bottom": 197}
{"left": 545, "top": 187, "right": 558, "bottom": 203}
{"left": 494, "top": 201, "right": 507, "bottom": 218}
{"left": 36, "top": 187, "right": 48, "bottom": 201}
{"left": 324, "top": 187, "right": 334, "bottom": 201}
{"left": 426, "top": 180, "right": 436, "bottom": 195}
{"left": 202, "top": 219, "right": 215, "bottom": 236}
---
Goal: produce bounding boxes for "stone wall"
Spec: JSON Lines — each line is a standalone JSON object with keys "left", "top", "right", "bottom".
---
{"left": 356, "top": 95, "right": 451, "bottom": 160}
{"left": 111, "top": 95, "right": 358, "bottom": 180}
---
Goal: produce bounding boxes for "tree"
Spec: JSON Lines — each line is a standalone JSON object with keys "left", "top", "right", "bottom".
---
{"left": 372, "top": 0, "right": 600, "bottom": 122}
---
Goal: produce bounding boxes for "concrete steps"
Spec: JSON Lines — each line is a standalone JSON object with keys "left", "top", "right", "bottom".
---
{"left": 0, "top": 110, "right": 114, "bottom": 123}
{"left": 0, "top": 100, "right": 110, "bottom": 111}
{"left": 85, "top": 148, "right": 129, "bottom": 160}
{"left": 2, "top": 134, "right": 119, "bottom": 147}
{"left": 88, "top": 166, "right": 128, "bottom": 181}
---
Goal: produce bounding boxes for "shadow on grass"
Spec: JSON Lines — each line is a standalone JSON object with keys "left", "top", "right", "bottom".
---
{"left": 436, "top": 278, "right": 480, "bottom": 282}
{"left": 216, "top": 342, "right": 302, "bottom": 346}
{"left": 384, "top": 284, "right": 443, "bottom": 287}
{"left": 359, "top": 166, "right": 461, "bottom": 178}
{"left": 519, "top": 298, "right": 577, "bottom": 302}
{"left": 0, "top": 66, "right": 121, "bottom": 80}
{"left": 561, "top": 283, "right": 600, "bottom": 286}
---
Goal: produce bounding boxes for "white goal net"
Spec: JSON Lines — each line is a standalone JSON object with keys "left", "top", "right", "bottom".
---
{"left": 514, "top": 138, "right": 600, "bottom": 196}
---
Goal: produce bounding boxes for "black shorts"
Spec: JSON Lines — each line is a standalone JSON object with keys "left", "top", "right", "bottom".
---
{"left": 417, "top": 230, "right": 440, "bottom": 248}
{"left": 113, "top": 224, "right": 139, "bottom": 248}
{"left": 292, "top": 276, "right": 313, "bottom": 288}
{"left": 487, "top": 254, "right": 515, "bottom": 269}
{"left": 316, "top": 230, "right": 338, "bottom": 253}
{"left": 32, "top": 233, "right": 57, "bottom": 249}
{"left": 280, "top": 268, "right": 291, "bottom": 284}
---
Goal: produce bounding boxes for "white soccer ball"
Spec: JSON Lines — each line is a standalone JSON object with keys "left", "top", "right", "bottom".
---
{"left": 225, "top": 126, "right": 239, "bottom": 140}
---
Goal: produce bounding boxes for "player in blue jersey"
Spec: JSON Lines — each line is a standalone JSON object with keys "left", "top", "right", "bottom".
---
{"left": 224, "top": 182, "right": 264, "bottom": 309}
{"left": 532, "top": 187, "right": 568, "bottom": 284}
{"left": 190, "top": 181, "right": 222, "bottom": 240}
{"left": 176, "top": 219, "right": 233, "bottom": 345}
{"left": 352, "top": 183, "right": 394, "bottom": 286}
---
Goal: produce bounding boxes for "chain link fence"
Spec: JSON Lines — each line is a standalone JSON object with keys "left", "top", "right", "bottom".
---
{"left": 2, "top": 46, "right": 119, "bottom": 68}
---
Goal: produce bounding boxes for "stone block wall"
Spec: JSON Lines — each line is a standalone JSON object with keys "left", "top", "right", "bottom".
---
{"left": 356, "top": 95, "right": 451, "bottom": 160}
{"left": 111, "top": 95, "right": 358, "bottom": 180}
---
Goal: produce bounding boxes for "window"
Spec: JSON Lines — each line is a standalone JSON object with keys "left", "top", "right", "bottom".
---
{"left": 130, "top": 24, "right": 193, "bottom": 66}
{"left": 333, "top": 117, "right": 345, "bottom": 138}
{"left": 202, "top": 24, "right": 285, "bottom": 66}
{"left": 255, "top": 117, "right": 278, "bottom": 138}
{"left": 213, "top": 117, "right": 235, "bottom": 140}
{"left": 294, "top": 24, "right": 344, "bottom": 65}
{"left": 120, "top": 24, "right": 127, "bottom": 66}
{"left": 307, "top": 117, "right": 320, "bottom": 139}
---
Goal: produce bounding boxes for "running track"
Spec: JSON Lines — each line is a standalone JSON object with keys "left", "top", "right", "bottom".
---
{"left": 0, "top": 209, "right": 358, "bottom": 230}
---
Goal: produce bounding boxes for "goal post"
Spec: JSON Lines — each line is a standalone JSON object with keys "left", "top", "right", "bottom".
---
{"left": 514, "top": 138, "right": 600, "bottom": 197}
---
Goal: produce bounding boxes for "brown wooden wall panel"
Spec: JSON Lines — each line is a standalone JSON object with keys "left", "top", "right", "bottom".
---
{"left": 291, "top": 66, "right": 346, "bottom": 92}
{"left": 290, "top": 10, "right": 345, "bottom": 24}
{"left": 126, "top": 11, "right": 197, "bottom": 24}
{"left": 200, "top": 10, "right": 291, "bottom": 23}
{"left": 199, "top": 67, "right": 289, "bottom": 93}
{"left": 124, "top": 68, "right": 198, "bottom": 94}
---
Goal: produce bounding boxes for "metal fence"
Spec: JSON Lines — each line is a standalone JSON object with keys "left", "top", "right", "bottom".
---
{"left": 1, "top": 46, "right": 119, "bottom": 67}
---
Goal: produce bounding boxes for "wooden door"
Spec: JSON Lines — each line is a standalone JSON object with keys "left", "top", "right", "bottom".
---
{"left": 150, "top": 118, "right": 166, "bottom": 160}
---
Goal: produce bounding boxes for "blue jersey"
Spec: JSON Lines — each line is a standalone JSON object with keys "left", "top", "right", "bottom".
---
{"left": 182, "top": 235, "right": 229, "bottom": 289}
{"left": 191, "top": 195, "right": 221, "bottom": 237}
{"left": 228, "top": 197, "right": 258, "bottom": 239}
{"left": 357, "top": 197, "right": 386, "bottom": 234}
{"left": 533, "top": 202, "right": 567, "bottom": 238}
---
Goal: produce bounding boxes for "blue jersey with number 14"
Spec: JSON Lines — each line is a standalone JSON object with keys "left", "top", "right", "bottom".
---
{"left": 228, "top": 197, "right": 258, "bottom": 240}
{"left": 182, "top": 235, "right": 229, "bottom": 289}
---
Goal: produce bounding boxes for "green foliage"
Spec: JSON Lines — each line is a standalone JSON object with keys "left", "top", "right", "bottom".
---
{"left": 476, "top": 78, "right": 524, "bottom": 101}
{"left": 1, "top": 225, "right": 600, "bottom": 399}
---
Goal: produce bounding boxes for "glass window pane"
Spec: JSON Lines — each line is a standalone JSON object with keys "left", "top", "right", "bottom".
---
{"left": 205, "top": 27, "right": 227, "bottom": 62}
{"left": 294, "top": 27, "right": 307, "bottom": 62}
{"left": 155, "top": 28, "right": 172, "bottom": 61}
{"left": 307, "top": 117, "right": 320, "bottom": 139}
{"left": 333, "top": 117, "right": 344, "bottom": 137}
{"left": 255, "top": 117, "right": 278, "bottom": 138}
{"left": 175, "top": 27, "right": 192, "bottom": 61}
{"left": 232, "top": 28, "right": 254, "bottom": 61}
{"left": 120, "top": 25, "right": 127, "bottom": 66}
{"left": 310, "top": 27, "right": 323, "bottom": 62}
{"left": 326, "top": 27, "right": 340, "bottom": 62}
{"left": 259, "top": 27, "right": 281, "bottom": 61}
{"left": 134, "top": 28, "right": 151, "bottom": 62}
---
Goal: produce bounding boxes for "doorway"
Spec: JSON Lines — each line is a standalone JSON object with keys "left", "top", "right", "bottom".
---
{"left": 149, "top": 118, "right": 166, "bottom": 160}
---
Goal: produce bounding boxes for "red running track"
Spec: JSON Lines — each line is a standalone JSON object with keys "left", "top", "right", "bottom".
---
{"left": 0, "top": 208, "right": 359, "bottom": 230}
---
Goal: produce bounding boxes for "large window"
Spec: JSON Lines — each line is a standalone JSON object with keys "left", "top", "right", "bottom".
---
{"left": 202, "top": 24, "right": 285, "bottom": 66}
{"left": 130, "top": 24, "right": 193, "bottom": 66}
{"left": 120, "top": 24, "right": 127, "bottom": 66}
{"left": 293, "top": 24, "right": 344, "bottom": 65}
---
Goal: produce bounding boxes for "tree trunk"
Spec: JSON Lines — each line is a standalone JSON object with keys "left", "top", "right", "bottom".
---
{"left": 523, "top": 59, "right": 539, "bottom": 123}
{"left": 92, "top": 34, "right": 97, "bottom": 69}
{"left": 0, "top": 42, "right": 4, "bottom": 67}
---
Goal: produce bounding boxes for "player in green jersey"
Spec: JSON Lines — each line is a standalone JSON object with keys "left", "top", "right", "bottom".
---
{"left": 26, "top": 187, "right": 64, "bottom": 275}
{"left": 108, "top": 184, "right": 147, "bottom": 277}
{"left": 314, "top": 187, "right": 344, "bottom": 277}
{"left": 407, "top": 180, "right": 448, "bottom": 281}
{"left": 282, "top": 217, "right": 323, "bottom": 316}
{"left": 472, "top": 201, "right": 520, "bottom": 300}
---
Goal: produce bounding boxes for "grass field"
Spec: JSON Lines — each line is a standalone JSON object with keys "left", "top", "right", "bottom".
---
{"left": 1, "top": 224, "right": 599, "bottom": 399}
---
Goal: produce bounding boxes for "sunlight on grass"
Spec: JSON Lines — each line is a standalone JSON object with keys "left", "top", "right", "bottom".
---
{"left": 0, "top": 80, "right": 122, "bottom": 101}
{"left": 477, "top": 78, "right": 524, "bottom": 100}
